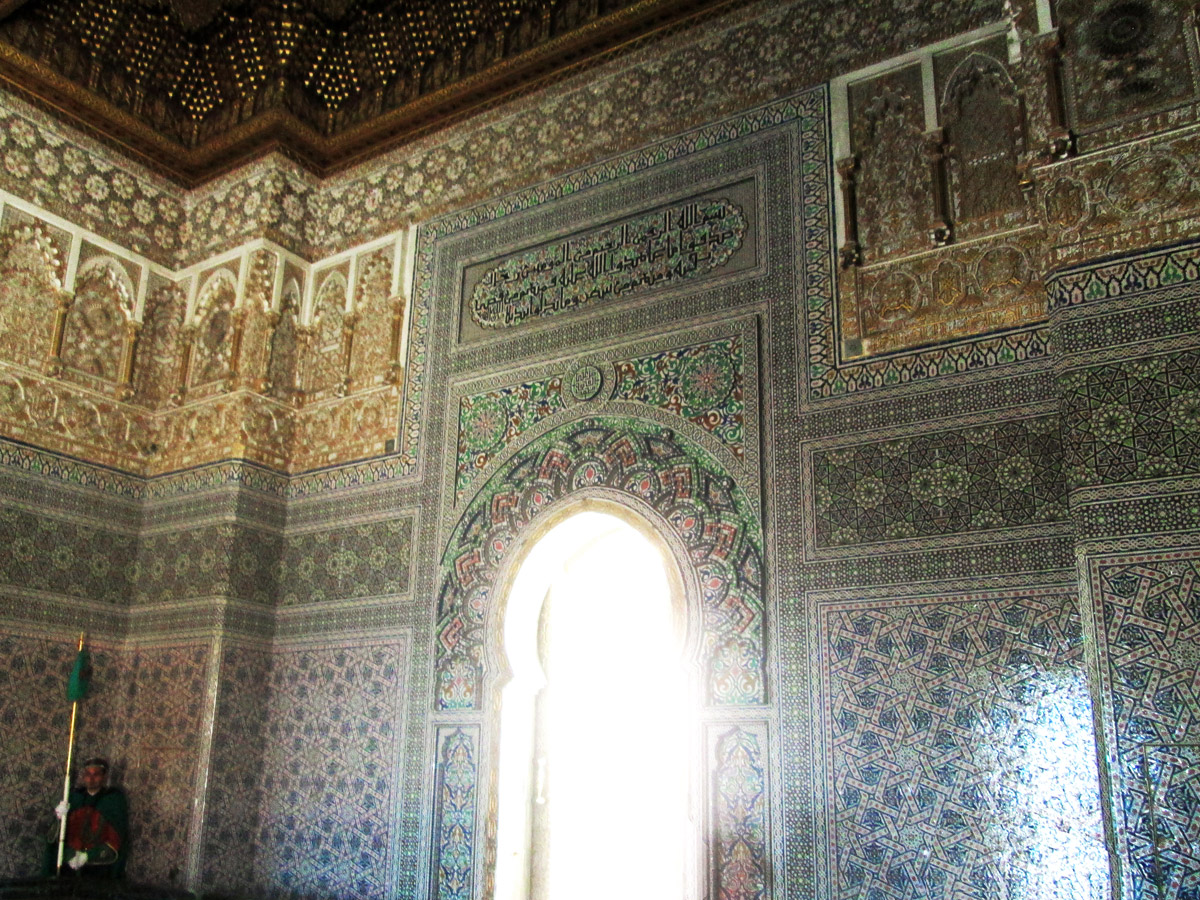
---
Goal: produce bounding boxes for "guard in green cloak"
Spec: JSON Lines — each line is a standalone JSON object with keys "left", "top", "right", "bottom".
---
{"left": 43, "top": 757, "right": 128, "bottom": 877}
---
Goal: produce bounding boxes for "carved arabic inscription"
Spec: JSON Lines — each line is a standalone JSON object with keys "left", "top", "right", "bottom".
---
{"left": 469, "top": 198, "right": 746, "bottom": 330}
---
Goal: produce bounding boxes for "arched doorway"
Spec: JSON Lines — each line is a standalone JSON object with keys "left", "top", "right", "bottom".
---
{"left": 429, "top": 417, "right": 769, "bottom": 900}
{"left": 493, "top": 507, "right": 699, "bottom": 900}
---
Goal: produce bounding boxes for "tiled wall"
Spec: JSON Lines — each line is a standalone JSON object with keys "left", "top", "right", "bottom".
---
{"left": 0, "top": 1, "right": 1199, "bottom": 899}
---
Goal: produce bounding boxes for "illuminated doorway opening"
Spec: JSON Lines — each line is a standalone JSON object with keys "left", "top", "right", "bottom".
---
{"left": 493, "top": 508, "right": 697, "bottom": 900}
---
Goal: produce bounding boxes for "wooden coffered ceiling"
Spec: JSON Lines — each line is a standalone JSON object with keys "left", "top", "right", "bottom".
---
{"left": 0, "top": 0, "right": 735, "bottom": 185}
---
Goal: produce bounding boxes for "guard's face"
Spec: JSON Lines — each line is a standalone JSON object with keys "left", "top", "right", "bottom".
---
{"left": 81, "top": 766, "right": 105, "bottom": 793}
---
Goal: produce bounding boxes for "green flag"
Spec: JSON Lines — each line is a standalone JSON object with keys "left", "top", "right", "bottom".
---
{"left": 67, "top": 647, "right": 91, "bottom": 702}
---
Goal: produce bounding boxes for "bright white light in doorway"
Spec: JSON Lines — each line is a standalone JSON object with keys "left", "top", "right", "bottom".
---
{"left": 531, "top": 512, "right": 691, "bottom": 900}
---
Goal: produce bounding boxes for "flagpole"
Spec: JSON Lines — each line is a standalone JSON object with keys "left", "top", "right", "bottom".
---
{"left": 55, "top": 632, "right": 85, "bottom": 876}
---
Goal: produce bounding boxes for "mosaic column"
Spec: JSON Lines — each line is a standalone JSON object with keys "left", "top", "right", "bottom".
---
{"left": 1048, "top": 241, "right": 1200, "bottom": 900}
{"left": 432, "top": 726, "right": 480, "bottom": 900}
{"left": 710, "top": 724, "right": 771, "bottom": 900}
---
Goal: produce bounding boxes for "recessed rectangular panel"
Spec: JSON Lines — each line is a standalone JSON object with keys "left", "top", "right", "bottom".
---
{"left": 457, "top": 178, "right": 758, "bottom": 344}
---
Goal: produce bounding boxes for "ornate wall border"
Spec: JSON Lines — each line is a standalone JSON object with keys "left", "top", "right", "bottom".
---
{"left": 433, "top": 413, "right": 766, "bottom": 711}
{"left": 444, "top": 313, "right": 760, "bottom": 522}
{"left": 798, "top": 401, "right": 1071, "bottom": 561}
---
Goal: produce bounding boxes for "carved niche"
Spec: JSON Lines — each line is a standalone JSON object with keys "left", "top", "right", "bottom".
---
{"left": 348, "top": 248, "right": 398, "bottom": 388}
{"left": 302, "top": 271, "right": 348, "bottom": 398}
{"left": 236, "top": 249, "right": 280, "bottom": 392}
{"left": 188, "top": 271, "right": 238, "bottom": 392}
{"left": 0, "top": 224, "right": 64, "bottom": 368}
{"left": 940, "top": 49, "right": 1028, "bottom": 237}
{"left": 266, "top": 280, "right": 302, "bottom": 402}
{"left": 60, "top": 258, "right": 136, "bottom": 385}
{"left": 848, "top": 65, "right": 938, "bottom": 262}
{"left": 133, "top": 283, "right": 185, "bottom": 408}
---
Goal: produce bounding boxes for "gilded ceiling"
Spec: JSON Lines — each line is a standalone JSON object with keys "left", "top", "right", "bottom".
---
{"left": 0, "top": 0, "right": 732, "bottom": 183}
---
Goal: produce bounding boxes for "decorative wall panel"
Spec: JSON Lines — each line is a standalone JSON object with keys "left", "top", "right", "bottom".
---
{"left": 199, "top": 643, "right": 270, "bottom": 895}
{"left": 303, "top": 271, "right": 349, "bottom": 400}
{"left": 0, "top": 240, "right": 60, "bottom": 370}
{"left": 815, "top": 588, "right": 1108, "bottom": 900}
{"left": 805, "top": 414, "right": 1067, "bottom": 554}
{"left": 1, "top": 5, "right": 1200, "bottom": 900}
{"left": 459, "top": 185, "right": 755, "bottom": 342}
{"left": 279, "top": 516, "right": 413, "bottom": 605}
{"left": 1060, "top": 349, "right": 1200, "bottom": 489}
{"left": 712, "top": 725, "right": 771, "bottom": 900}
{"left": 0, "top": 504, "right": 136, "bottom": 604}
{"left": 119, "top": 643, "right": 210, "bottom": 887}
{"left": 135, "top": 524, "right": 281, "bottom": 606}
{"left": 58, "top": 262, "right": 134, "bottom": 386}
{"left": 1086, "top": 550, "right": 1200, "bottom": 900}
{"left": 133, "top": 284, "right": 186, "bottom": 409}
{"left": 436, "top": 416, "right": 764, "bottom": 710}
{"left": 938, "top": 42, "right": 1027, "bottom": 235}
{"left": 1142, "top": 743, "right": 1200, "bottom": 900}
{"left": 253, "top": 640, "right": 408, "bottom": 900}
{"left": 349, "top": 247, "right": 400, "bottom": 390}
{"left": 432, "top": 727, "right": 478, "bottom": 900}
{"left": 188, "top": 275, "right": 238, "bottom": 395}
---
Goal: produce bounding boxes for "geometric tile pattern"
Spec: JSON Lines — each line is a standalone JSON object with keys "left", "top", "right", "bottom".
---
{"left": 119, "top": 644, "right": 209, "bottom": 888}
{"left": 254, "top": 642, "right": 406, "bottom": 900}
{"left": 436, "top": 416, "right": 764, "bottom": 710}
{"left": 455, "top": 377, "right": 567, "bottom": 499}
{"left": 811, "top": 416, "right": 1066, "bottom": 547}
{"left": 613, "top": 336, "right": 745, "bottom": 460}
{"left": 819, "top": 589, "right": 1108, "bottom": 900}
{"left": 1089, "top": 553, "right": 1200, "bottom": 900}
{"left": 135, "top": 524, "right": 281, "bottom": 605}
{"left": 713, "top": 726, "right": 769, "bottom": 900}
{"left": 0, "top": 504, "right": 136, "bottom": 604}
{"left": 1060, "top": 350, "right": 1200, "bottom": 488}
{"left": 1143, "top": 743, "right": 1200, "bottom": 900}
{"left": 278, "top": 517, "right": 413, "bottom": 605}
{"left": 434, "top": 728, "right": 477, "bottom": 900}
{"left": 200, "top": 644, "right": 270, "bottom": 895}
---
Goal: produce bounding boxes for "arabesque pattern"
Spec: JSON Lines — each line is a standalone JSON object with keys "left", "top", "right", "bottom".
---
{"left": 714, "top": 727, "right": 769, "bottom": 900}
{"left": 434, "top": 728, "right": 476, "bottom": 900}
{"left": 613, "top": 336, "right": 744, "bottom": 460}
{"left": 436, "top": 416, "right": 764, "bottom": 710}
{"left": 456, "top": 377, "right": 567, "bottom": 498}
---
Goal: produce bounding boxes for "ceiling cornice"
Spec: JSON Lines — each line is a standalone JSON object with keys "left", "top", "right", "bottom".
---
{"left": 0, "top": 0, "right": 741, "bottom": 186}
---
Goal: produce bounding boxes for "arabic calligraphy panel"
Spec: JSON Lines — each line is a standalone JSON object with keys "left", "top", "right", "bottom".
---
{"left": 458, "top": 179, "right": 758, "bottom": 343}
